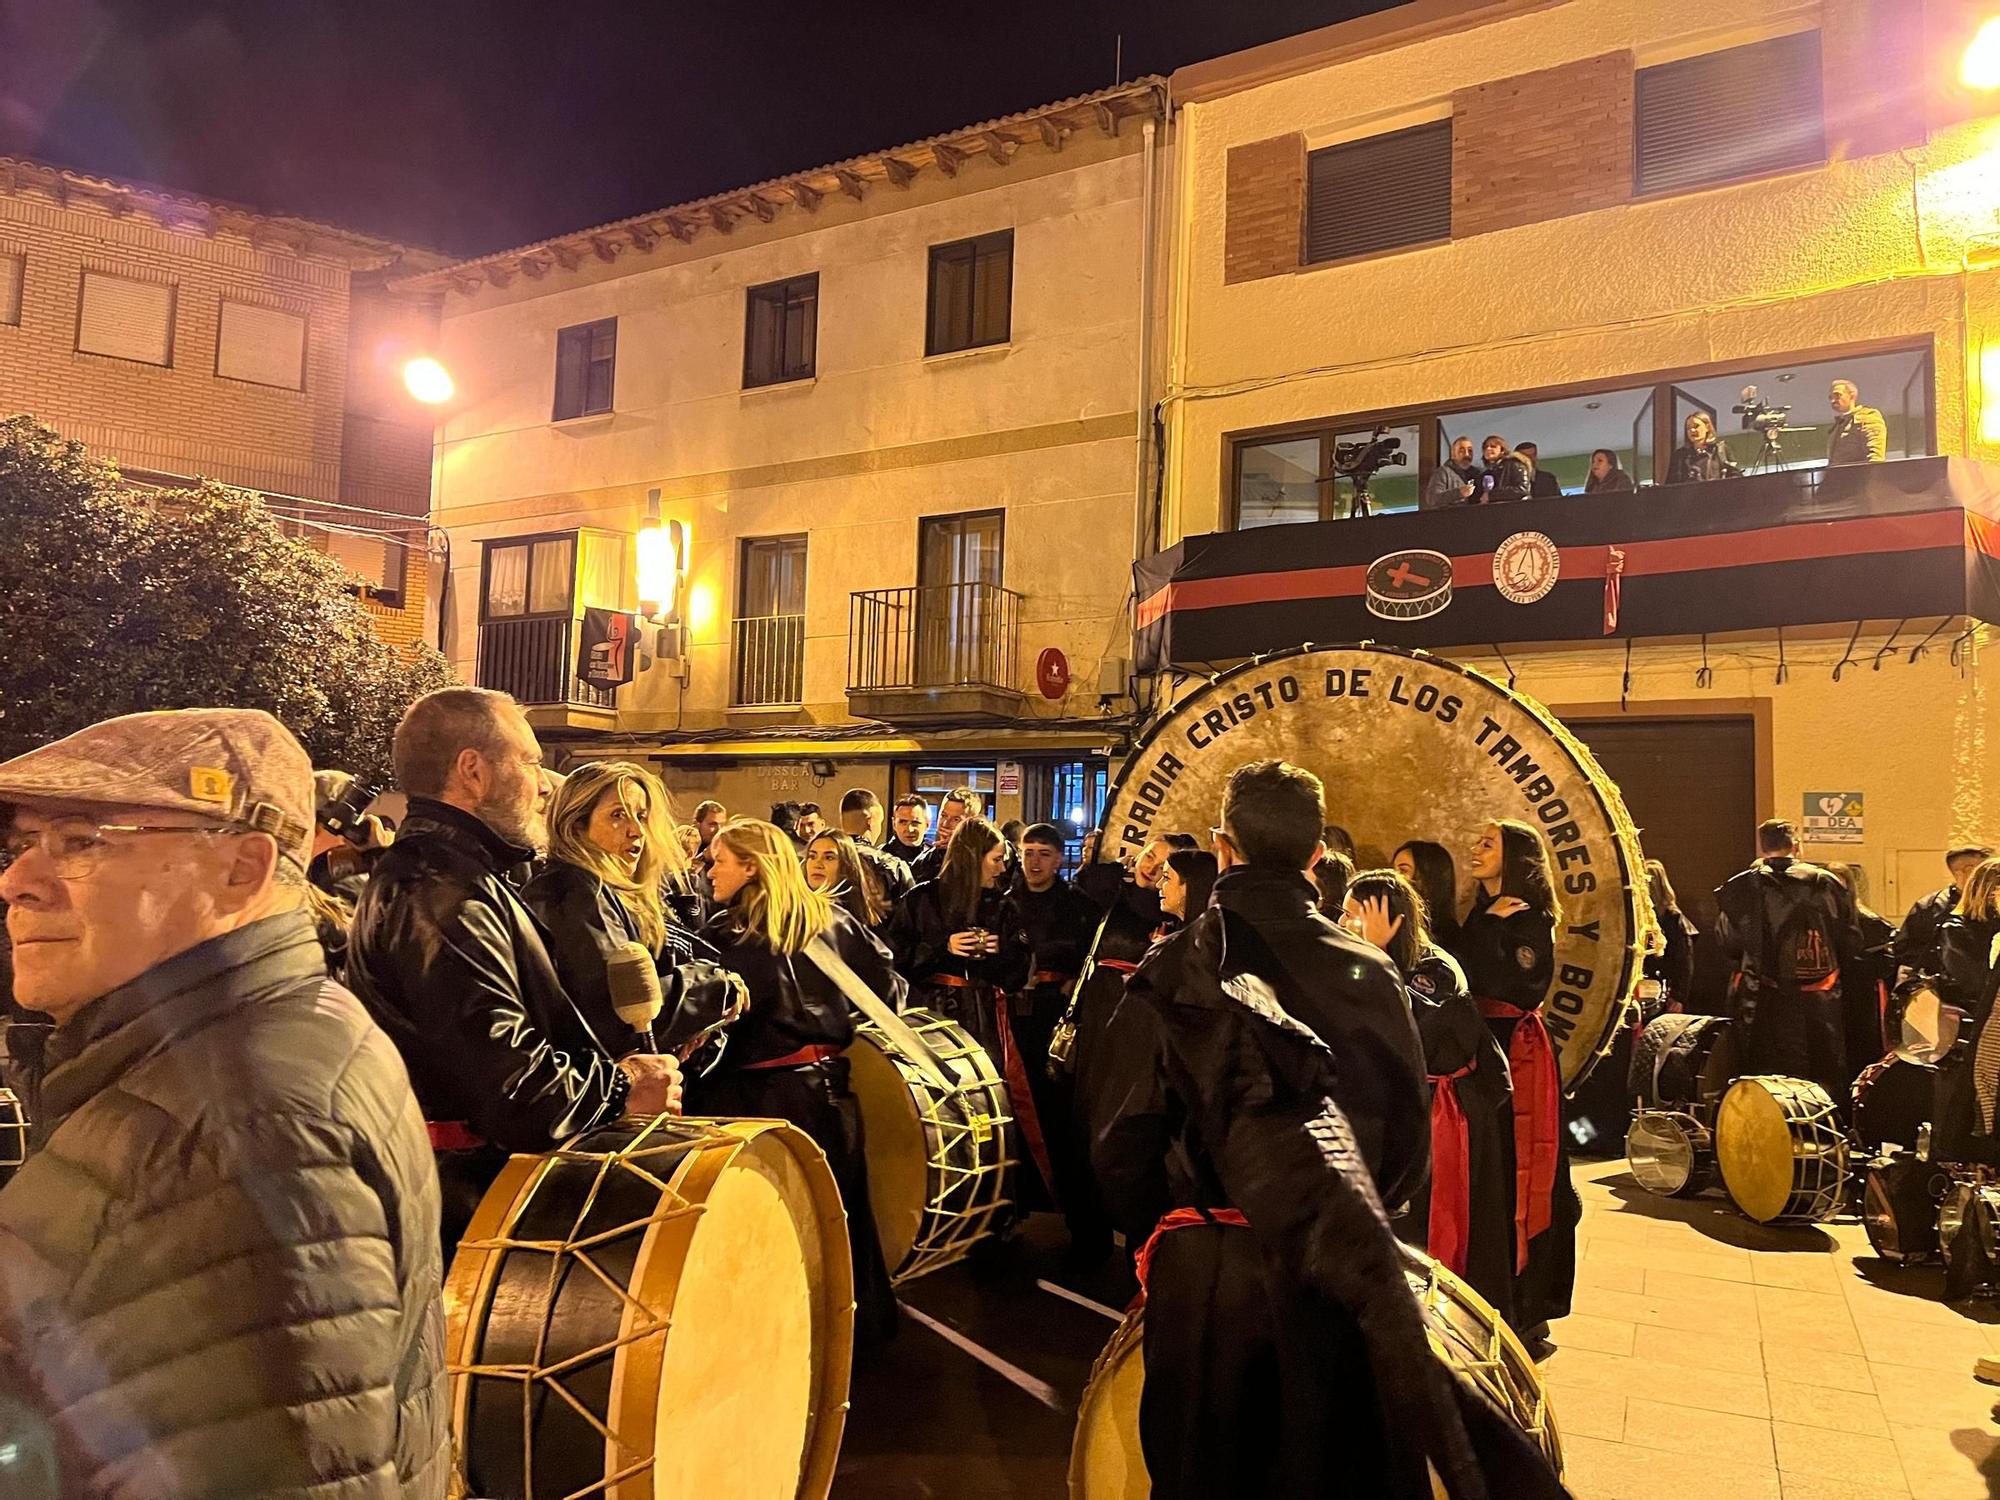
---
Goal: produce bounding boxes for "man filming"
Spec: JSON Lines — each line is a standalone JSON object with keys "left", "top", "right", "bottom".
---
{"left": 1826, "top": 379, "right": 1887, "bottom": 466}
{"left": 347, "top": 687, "right": 682, "bottom": 1251}
{"left": 0, "top": 708, "right": 447, "bottom": 1496}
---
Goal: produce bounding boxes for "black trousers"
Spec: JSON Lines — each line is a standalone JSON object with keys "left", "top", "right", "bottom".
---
{"left": 1141, "top": 1224, "right": 1394, "bottom": 1499}
{"left": 1012, "top": 983, "right": 1112, "bottom": 1253}
{"left": 1742, "top": 986, "right": 1849, "bottom": 1112}
{"left": 693, "top": 1058, "right": 900, "bottom": 1345}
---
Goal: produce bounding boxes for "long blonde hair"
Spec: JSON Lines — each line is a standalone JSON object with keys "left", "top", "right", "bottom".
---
{"left": 714, "top": 818, "right": 835, "bottom": 954}
{"left": 547, "top": 761, "right": 671, "bottom": 952}
{"left": 1959, "top": 858, "right": 2000, "bottom": 921}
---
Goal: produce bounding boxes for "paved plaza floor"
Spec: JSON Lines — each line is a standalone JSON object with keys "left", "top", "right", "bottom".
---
{"left": 1550, "top": 1155, "right": 2000, "bottom": 1499}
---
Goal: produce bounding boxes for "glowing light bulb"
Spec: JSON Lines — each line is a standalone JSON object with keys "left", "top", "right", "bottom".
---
{"left": 1964, "top": 18, "right": 2000, "bottom": 92}
{"left": 402, "top": 357, "right": 455, "bottom": 403}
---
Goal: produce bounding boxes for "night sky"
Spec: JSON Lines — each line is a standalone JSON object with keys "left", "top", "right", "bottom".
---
{"left": 0, "top": 1, "right": 1396, "bottom": 258}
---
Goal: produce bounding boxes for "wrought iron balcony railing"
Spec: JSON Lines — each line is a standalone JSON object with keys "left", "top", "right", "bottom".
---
{"left": 733, "top": 613, "right": 806, "bottom": 707}
{"left": 847, "top": 581, "right": 1022, "bottom": 695}
{"left": 475, "top": 616, "right": 617, "bottom": 711}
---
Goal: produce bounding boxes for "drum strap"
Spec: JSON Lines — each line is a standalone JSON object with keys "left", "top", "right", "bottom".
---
{"left": 1477, "top": 997, "right": 1560, "bottom": 1270}
{"left": 1426, "top": 1062, "right": 1477, "bottom": 1276}
{"left": 988, "top": 988, "right": 1060, "bottom": 1209}
{"left": 1133, "top": 1207, "right": 1251, "bottom": 1302}
{"left": 802, "top": 939, "right": 954, "bottom": 1093}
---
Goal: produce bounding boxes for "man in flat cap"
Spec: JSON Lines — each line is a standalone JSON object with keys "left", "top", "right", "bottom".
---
{"left": 0, "top": 708, "right": 447, "bottom": 1498}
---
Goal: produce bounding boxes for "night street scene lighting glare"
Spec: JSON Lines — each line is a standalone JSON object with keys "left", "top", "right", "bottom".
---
{"left": 402, "top": 357, "right": 455, "bottom": 403}
{"left": 1964, "top": 17, "right": 2000, "bottom": 91}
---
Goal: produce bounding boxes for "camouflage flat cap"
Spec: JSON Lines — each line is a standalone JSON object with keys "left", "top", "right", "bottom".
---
{"left": 0, "top": 708, "right": 316, "bottom": 867}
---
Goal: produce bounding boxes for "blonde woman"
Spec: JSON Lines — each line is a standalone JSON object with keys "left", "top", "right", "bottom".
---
{"left": 522, "top": 761, "right": 739, "bottom": 1054}
{"left": 1666, "top": 411, "right": 1742, "bottom": 484}
{"left": 694, "top": 817, "right": 905, "bottom": 1344}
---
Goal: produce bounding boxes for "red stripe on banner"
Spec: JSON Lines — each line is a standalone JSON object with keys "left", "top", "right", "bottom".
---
{"left": 1971, "top": 509, "right": 2000, "bottom": 560}
{"left": 1133, "top": 509, "right": 1967, "bottom": 625}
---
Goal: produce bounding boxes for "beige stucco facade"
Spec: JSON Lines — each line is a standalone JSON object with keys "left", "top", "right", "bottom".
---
{"left": 1156, "top": 0, "right": 1996, "bottom": 899}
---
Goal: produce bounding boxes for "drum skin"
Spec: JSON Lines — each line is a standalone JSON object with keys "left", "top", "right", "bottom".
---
{"left": 1068, "top": 1245, "right": 1562, "bottom": 1498}
{"left": 1716, "top": 1076, "right": 1849, "bottom": 1224}
{"left": 444, "top": 1116, "right": 853, "bottom": 1500}
{"left": 847, "top": 1007, "right": 1013, "bottom": 1283}
{"left": 1626, "top": 1110, "right": 1713, "bottom": 1198}
{"left": 1094, "top": 645, "right": 1655, "bottom": 1089}
{"left": 1851, "top": 1055, "right": 1937, "bottom": 1155}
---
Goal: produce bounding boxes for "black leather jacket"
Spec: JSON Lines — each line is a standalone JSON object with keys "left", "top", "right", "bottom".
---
{"left": 346, "top": 798, "right": 631, "bottom": 1152}
{"left": 692, "top": 905, "right": 907, "bottom": 1073}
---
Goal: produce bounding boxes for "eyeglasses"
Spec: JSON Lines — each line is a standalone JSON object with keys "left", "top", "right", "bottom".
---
{"left": 0, "top": 819, "right": 237, "bottom": 880}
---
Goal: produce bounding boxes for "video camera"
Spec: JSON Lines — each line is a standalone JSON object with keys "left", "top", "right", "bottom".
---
{"left": 314, "top": 771, "right": 385, "bottom": 846}
{"left": 1732, "top": 384, "right": 1792, "bottom": 434}
{"left": 1334, "top": 428, "right": 1407, "bottom": 478}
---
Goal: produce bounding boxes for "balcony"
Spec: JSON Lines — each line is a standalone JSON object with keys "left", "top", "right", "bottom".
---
{"left": 733, "top": 613, "right": 806, "bottom": 707}
{"left": 847, "top": 581, "right": 1025, "bottom": 723}
{"left": 1136, "top": 457, "right": 2000, "bottom": 670}
{"left": 475, "top": 616, "right": 618, "bottom": 718}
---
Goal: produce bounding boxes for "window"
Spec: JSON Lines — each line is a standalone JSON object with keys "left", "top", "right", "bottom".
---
{"left": 216, "top": 301, "right": 306, "bottom": 389}
{"left": 927, "top": 231, "right": 1013, "bottom": 355}
{"left": 482, "top": 533, "right": 576, "bottom": 620}
{"left": 1233, "top": 426, "right": 1420, "bottom": 525}
{"left": 0, "top": 253, "right": 20, "bottom": 326}
{"left": 735, "top": 535, "right": 807, "bottom": 706}
{"left": 553, "top": 319, "right": 616, "bottom": 420}
{"left": 917, "top": 510, "right": 1005, "bottom": 685}
{"left": 76, "top": 271, "right": 174, "bottom": 365}
{"left": 1306, "top": 121, "right": 1452, "bottom": 265}
{"left": 325, "top": 531, "right": 408, "bottom": 604}
{"left": 1635, "top": 32, "right": 1825, "bottom": 197}
{"left": 744, "top": 273, "right": 818, "bottom": 387}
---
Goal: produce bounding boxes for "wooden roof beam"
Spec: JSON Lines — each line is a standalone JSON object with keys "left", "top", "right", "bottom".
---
{"left": 932, "top": 143, "right": 961, "bottom": 177}
{"left": 743, "top": 193, "right": 776, "bottom": 224}
{"left": 880, "top": 154, "right": 916, "bottom": 188}
{"left": 550, "top": 245, "right": 582, "bottom": 272}
{"left": 483, "top": 263, "right": 514, "bottom": 288}
{"left": 1037, "top": 117, "right": 1068, "bottom": 152}
{"left": 665, "top": 215, "right": 697, "bottom": 244}
{"left": 835, "top": 169, "right": 866, "bottom": 201}
{"left": 708, "top": 205, "right": 734, "bottom": 234}
{"left": 789, "top": 180, "right": 821, "bottom": 212}
{"left": 1094, "top": 101, "right": 1119, "bottom": 136}
{"left": 627, "top": 223, "right": 659, "bottom": 251}
{"left": 981, "top": 131, "right": 1015, "bottom": 166}
{"left": 590, "top": 236, "right": 622, "bottom": 262}
{"left": 519, "top": 257, "right": 551, "bottom": 279}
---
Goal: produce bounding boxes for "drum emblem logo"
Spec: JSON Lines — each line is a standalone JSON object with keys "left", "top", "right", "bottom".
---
{"left": 1516, "top": 945, "right": 1538, "bottom": 969}
{"left": 1364, "top": 549, "right": 1454, "bottom": 620}
{"left": 1493, "top": 531, "right": 1560, "bottom": 604}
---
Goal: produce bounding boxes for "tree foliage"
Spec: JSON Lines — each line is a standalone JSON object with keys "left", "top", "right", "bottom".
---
{"left": 0, "top": 416, "right": 455, "bottom": 783}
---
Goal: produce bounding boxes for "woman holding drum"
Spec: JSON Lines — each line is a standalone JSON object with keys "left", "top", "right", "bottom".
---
{"left": 694, "top": 817, "right": 906, "bottom": 1344}
{"left": 1457, "top": 818, "right": 1579, "bottom": 1340}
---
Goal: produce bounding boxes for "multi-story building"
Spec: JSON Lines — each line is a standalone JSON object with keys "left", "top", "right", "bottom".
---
{"left": 400, "top": 82, "right": 1167, "bottom": 835}
{"left": 0, "top": 155, "right": 446, "bottom": 646}
{"left": 1144, "top": 0, "right": 1998, "bottom": 940}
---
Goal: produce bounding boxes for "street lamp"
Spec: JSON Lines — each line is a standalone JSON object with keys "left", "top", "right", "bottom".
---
{"left": 1965, "top": 18, "right": 2000, "bottom": 92}
{"left": 402, "top": 357, "right": 455, "bottom": 404}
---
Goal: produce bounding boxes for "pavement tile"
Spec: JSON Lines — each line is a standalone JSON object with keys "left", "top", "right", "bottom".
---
{"left": 1642, "top": 1246, "right": 1760, "bottom": 1285}
{"left": 1604, "top": 1356, "right": 1774, "bottom": 1419}
{"left": 1634, "top": 1323, "right": 1768, "bottom": 1376}
{"left": 1756, "top": 1285, "right": 1855, "bottom": 1323}
{"left": 1556, "top": 1312, "right": 1639, "bottom": 1357}
{"left": 1765, "top": 1378, "right": 1891, "bottom": 1437}
{"left": 1578, "top": 1261, "right": 1651, "bottom": 1295}
{"left": 1770, "top": 1421, "right": 1906, "bottom": 1487}
{"left": 1865, "top": 1359, "right": 2000, "bottom": 1427}
{"left": 1762, "top": 1348, "right": 1875, "bottom": 1394}
{"left": 1623, "top": 1396, "right": 1776, "bottom": 1466}
{"left": 1560, "top": 1431, "right": 1783, "bottom": 1500}
{"left": 1886, "top": 1424, "right": 2000, "bottom": 1498}
{"left": 1753, "top": 1256, "right": 1848, "bottom": 1293}
{"left": 1648, "top": 1268, "right": 1762, "bottom": 1313}
{"left": 1757, "top": 1313, "right": 1867, "bottom": 1358}
{"left": 1776, "top": 1476, "right": 1912, "bottom": 1500}
{"left": 1545, "top": 1380, "right": 1627, "bottom": 1442}
{"left": 1574, "top": 1284, "right": 1764, "bottom": 1336}
{"left": 1855, "top": 1316, "right": 1991, "bottom": 1371}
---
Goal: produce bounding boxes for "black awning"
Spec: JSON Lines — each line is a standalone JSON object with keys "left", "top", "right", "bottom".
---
{"left": 1135, "top": 457, "right": 2000, "bottom": 670}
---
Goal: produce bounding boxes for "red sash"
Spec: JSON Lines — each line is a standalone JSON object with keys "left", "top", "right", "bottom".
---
{"left": 989, "top": 987, "right": 1059, "bottom": 1206}
{"left": 1426, "top": 1060, "right": 1477, "bottom": 1274}
{"left": 426, "top": 1120, "right": 485, "bottom": 1153}
{"left": 744, "top": 1043, "right": 843, "bottom": 1070}
{"left": 1133, "top": 1207, "right": 1251, "bottom": 1301}
{"left": 1477, "top": 997, "right": 1559, "bottom": 1271}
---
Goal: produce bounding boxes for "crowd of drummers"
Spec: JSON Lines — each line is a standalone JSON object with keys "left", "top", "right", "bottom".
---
{"left": 3, "top": 683, "right": 1996, "bottom": 1497}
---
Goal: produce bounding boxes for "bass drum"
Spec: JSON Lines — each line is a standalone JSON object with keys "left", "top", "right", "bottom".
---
{"left": 1628, "top": 1014, "right": 1738, "bottom": 1109}
{"left": 1863, "top": 1155, "right": 1950, "bottom": 1263}
{"left": 445, "top": 1116, "right": 853, "bottom": 1500}
{"left": 0, "top": 1087, "right": 26, "bottom": 1189}
{"left": 1851, "top": 1054, "right": 1937, "bottom": 1154}
{"left": 1068, "top": 1244, "right": 1563, "bottom": 1499}
{"left": 848, "top": 1007, "right": 1014, "bottom": 1284}
{"left": 1626, "top": 1110, "right": 1715, "bottom": 1198}
{"left": 1091, "top": 645, "right": 1655, "bottom": 1089}
{"left": 1716, "top": 1076, "right": 1849, "bottom": 1224}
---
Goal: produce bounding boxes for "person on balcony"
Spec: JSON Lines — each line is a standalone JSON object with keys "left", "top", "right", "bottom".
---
{"left": 1667, "top": 412, "right": 1742, "bottom": 484}
{"left": 1477, "top": 435, "right": 1534, "bottom": 504}
{"left": 1827, "top": 380, "right": 1888, "bottom": 466}
{"left": 1584, "top": 448, "right": 1636, "bottom": 494}
{"left": 1423, "top": 436, "right": 1480, "bottom": 509}
{"left": 1516, "top": 442, "right": 1563, "bottom": 498}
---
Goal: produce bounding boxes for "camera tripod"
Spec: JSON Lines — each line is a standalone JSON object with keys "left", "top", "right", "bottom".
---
{"left": 1749, "top": 423, "right": 1805, "bottom": 474}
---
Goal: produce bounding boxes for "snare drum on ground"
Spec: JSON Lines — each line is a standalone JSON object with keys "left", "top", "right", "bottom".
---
{"left": 1628, "top": 1013, "right": 1739, "bottom": 1110}
{"left": 1862, "top": 1153, "right": 1950, "bottom": 1263}
{"left": 1715, "top": 1075, "right": 1848, "bottom": 1225}
{"left": 1626, "top": 1110, "right": 1716, "bottom": 1198}
{"left": 1851, "top": 1054, "right": 1937, "bottom": 1155}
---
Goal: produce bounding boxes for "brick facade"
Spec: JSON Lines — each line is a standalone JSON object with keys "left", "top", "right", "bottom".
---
{"left": 1453, "top": 52, "right": 1634, "bottom": 238}
{"left": 0, "top": 170, "right": 435, "bottom": 642}
{"left": 1223, "top": 134, "right": 1304, "bottom": 284}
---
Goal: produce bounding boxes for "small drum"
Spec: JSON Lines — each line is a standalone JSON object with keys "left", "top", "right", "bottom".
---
{"left": 1628, "top": 1014, "right": 1739, "bottom": 1108}
{"left": 445, "top": 1116, "right": 853, "bottom": 1500}
{"left": 1940, "top": 1177, "right": 2000, "bottom": 1299}
{"left": 1626, "top": 1110, "right": 1715, "bottom": 1197}
{"left": 1897, "top": 980, "right": 1963, "bottom": 1065}
{"left": 1716, "top": 1075, "right": 1849, "bottom": 1224}
{"left": 848, "top": 1006, "right": 1013, "bottom": 1284}
{"left": 0, "top": 1088, "right": 27, "bottom": 1189}
{"left": 1851, "top": 1054, "right": 1937, "bottom": 1154}
{"left": 1863, "top": 1154, "right": 1950, "bottom": 1263}
{"left": 1068, "top": 1244, "right": 1563, "bottom": 1498}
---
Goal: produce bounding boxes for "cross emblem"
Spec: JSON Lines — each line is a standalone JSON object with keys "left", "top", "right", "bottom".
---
{"left": 1386, "top": 560, "right": 1432, "bottom": 590}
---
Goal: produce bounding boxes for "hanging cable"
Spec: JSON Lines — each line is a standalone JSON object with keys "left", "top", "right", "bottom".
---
{"left": 1831, "top": 621, "right": 1863, "bottom": 681}
{"left": 1951, "top": 623, "right": 1979, "bottom": 668}
{"left": 1908, "top": 615, "right": 1955, "bottom": 664}
{"left": 1776, "top": 627, "right": 1789, "bottom": 685}
{"left": 1695, "top": 634, "right": 1714, "bottom": 689}
{"left": 1620, "top": 638, "right": 1633, "bottom": 711}
{"left": 1491, "top": 644, "right": 1517, "bottom": 690}
{"left": 1872, "top": 618, "right": 1907, "bottom": 671}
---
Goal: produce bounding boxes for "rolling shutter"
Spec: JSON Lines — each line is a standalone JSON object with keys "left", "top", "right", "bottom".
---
{"left": 1306, "top": 120, "right": 1453, "bottom": 265}
{"left": 1636, "top": 31, "right": 1825, "bottom": 197}
{"left": 217, "top": 301, "right": 306, "bottom": 389}
{"left": 77, "top": 271, "right": 174, "bottom": 365}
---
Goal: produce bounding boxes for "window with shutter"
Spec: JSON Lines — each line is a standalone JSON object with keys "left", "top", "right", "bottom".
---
{"left": 927, "top": 231, "right": 1013, "bottom": 355}
{"left": 0, "top": 254, "right": 21, "bottom": 326}
{"left": 1305, "top": 121, "right": 1453, "bottom": 266}
{"left": 744, "top": 274, "right": 819, "bottom": 387}
{"left": 553, "top": 319, "right": 617, "bottom": 420}
{"left": 77, "top": 271, "right": 174, "bottom": 365}
{"left": 1635, "top": 32, "right": 1825, "bottom": 198}
{"left": 216, "top": 301, "right": 306, "bottom": 389}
